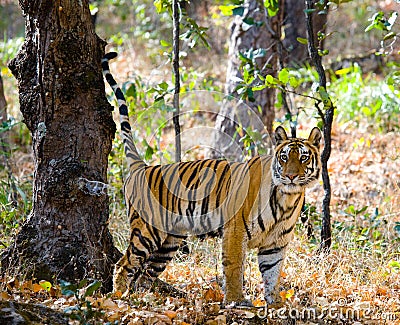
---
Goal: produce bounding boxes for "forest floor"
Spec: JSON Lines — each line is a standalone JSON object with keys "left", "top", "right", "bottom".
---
{"left": 1, "top": 118, "right": 399, "bottom": 324}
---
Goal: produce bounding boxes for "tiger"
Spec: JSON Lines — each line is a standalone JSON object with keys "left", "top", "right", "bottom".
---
{"left": 102, "top": 52, "right": 322, "bottom": 306}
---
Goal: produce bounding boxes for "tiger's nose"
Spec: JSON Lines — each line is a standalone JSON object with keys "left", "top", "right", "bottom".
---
{"left": 286, "top": 173, "right": 298, "bottom": 180}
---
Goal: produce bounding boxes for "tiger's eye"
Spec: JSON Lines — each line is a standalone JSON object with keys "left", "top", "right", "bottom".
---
{"left": 280, "top": 154, "right": 288, "bottom": 162}
{"left": 300, "top": 155, "right": 309, "bottom": 162}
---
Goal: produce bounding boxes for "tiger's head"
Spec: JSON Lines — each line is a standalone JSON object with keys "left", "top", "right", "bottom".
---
{"left": 272, "top": 126, "right": 322, "bottom": 193}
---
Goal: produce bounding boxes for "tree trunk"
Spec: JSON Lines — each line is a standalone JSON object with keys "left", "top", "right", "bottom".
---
{"left": 209, "top": 0, "right": 277, "bottom": 159}
{"left": 283, "top": 0, "right": 327, "bottom": 65}
{"left": 1, "top": 0, "right": 121, "bottom": 291}
{"left": 210, "top": 0, "right": 328, "bottom": 159}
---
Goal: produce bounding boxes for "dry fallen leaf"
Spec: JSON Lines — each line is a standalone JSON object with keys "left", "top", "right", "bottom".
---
{"left": 164, "top": 310, "right": 177, "bottom": 320}
{"left": 32, "top": 283, "right": 43, "bottom": 293}
{"left": 252, "top": 298, "right": 265, "bottom": 307}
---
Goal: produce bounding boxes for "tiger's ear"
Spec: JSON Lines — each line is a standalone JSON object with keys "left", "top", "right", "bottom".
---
{"left": 308, "top": 127, "right": 322, "bottom": 147}
{"left": 274, "top": 126, "right": 288, "bottom": 146}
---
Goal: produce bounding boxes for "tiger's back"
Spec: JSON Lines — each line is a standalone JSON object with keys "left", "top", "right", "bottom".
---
{"left": 102, "top": 53, "right": 322, "bottom": 306}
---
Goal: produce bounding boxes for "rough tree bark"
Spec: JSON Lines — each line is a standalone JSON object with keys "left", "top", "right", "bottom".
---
{"left": 1, "top": 0, "right": 121, "bottom": 291}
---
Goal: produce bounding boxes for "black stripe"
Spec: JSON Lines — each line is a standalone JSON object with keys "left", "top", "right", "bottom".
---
{"left": 257, "top": 195, "right": 266, "bottom": 232}
{"left": 242, "top": 210, "right": 252, "bottom": 240}
{"left": 145, "top": 222, "right": 162, "bottom": 249}
{"left": 269, "top": 185, "right": 278, "bottom": 224}
{"left": 132, "top": 228, "right": 154, "bottom": 252}
{"left": 155, "top": 244, "right": 180, "bottom": 254}
{"left": 119, "top": 103, "right": 129, "bottom": 116}
{"left": 115, "top": 87, "right": 125, "bottom": 100}
{"left": 130, "top": 245, "right": 147, "bottom": 258}
{"left": 259, "top": 258, "right": 283, "bottom": 273}
{"left": 104, "top": 52, "right": 118, "bottom": 60}
{"left": 105, "top": 73, "right": 117, "bottom": 87}
{"left": 101, "top": 61, "right": 109, "bottom": 71}
{"left": 121, "top": 121, "right": 131, "bottom": 132}
{"left": 215, "top": 163, "right": 231, "bottom": 208}
{"left": 258, "top": 245, "right": 287, "bottom": 256}
{"left": 148, "top": 255, "right": 173, "bottom": 263}
{"left": 280, "top": 223, "right": 296, "bottom": 237}
{"left": 148, "top": 264, "right": 167, "bottom": 273}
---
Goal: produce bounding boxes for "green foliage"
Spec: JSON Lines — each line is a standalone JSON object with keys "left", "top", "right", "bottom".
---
{"left": 264, "top": 0, "right": 279, "bottom": 17}
{"left": 0, "top": 119, "right": 32, "bottom": 247}
{"left": 365, "top": 11, "right": 398, "bottom": 33}
{"left": 60, "top": 279, "right": 106, "bottom": 325}
{"left": 329, "top": 64, "right": 400, "bottom": 131}
{"left": 0, "top": 37, "right": 24, "bottom": 68}
{"left": 0, "top": 173, "right": 32, "bottom": 246}
{"left": 334, "top": 205, "right": 398, "bottom": 253}
{"left": 301, "top": 203, "right": 399, "bottom": 253}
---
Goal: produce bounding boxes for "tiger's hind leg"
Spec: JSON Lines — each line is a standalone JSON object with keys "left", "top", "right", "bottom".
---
{"left": 113, "top": 221, "right": 167, "bottom": 296}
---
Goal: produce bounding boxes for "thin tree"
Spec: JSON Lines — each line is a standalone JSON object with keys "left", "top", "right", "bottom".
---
{"left": 1, "top": 0, "right": 121, "bottom": 290}
{"left": 305, "top": 0, "right": 334, "bottom": 251}
{"left": 172, "top": 0, "right": 181, "bottom": 162}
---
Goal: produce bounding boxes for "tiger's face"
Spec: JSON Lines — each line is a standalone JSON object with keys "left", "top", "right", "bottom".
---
{"left": 272, "top": 126, "right": 322, "bottom": 193}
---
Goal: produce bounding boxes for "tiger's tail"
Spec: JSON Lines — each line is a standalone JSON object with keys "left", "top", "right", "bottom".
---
{"left": 102, "top": 52, "right": 145, "bottom": 170}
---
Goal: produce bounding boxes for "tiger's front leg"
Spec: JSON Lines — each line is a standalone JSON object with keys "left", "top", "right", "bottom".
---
{"left": 221, "top": 226, "right": 251, "bottom": 307}
{"left": 257, "top": 245, "right": 287, "bottom": 304}
{"left": 113, "top": 220, "right": 167, "bottom": 296}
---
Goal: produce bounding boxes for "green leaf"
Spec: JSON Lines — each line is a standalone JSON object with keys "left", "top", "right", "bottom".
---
{"left": 394, "top": 222, "right": 400, "bottom": 235}
{"left": 243, "top": 17, "right": 255, "bottom": 25}
{"left": 388, "top": 260, "right": 400, "bottom": 271}
{"left": 60, "top": 280, "right": 77, "bottom": 297}
{"left": 318, "top": 49, "right": 329, "bottom": 56}
{"left": 78, "top": 279, "right": 88, "bottom": 289}
{"left": 278, "top": 68, "right": 289, "bottom": 84}
{"left": 252, "top": 84, "right": 266, "bottom": 91}
{"left": 304, "top": 8, "right": 317, "bottom": 14}
{"left": 154, "top": 0, "right": 163, "bottom": 13}
{"left": 266, "top": 74, "right": 274, "bottom": 84}
{"left": 125, "top": 83, "right": 137, "bottom": 99}
{"left": 40, "top": 281, "right": 52, "bottom": 292}
{"left": 84, "top": 281, "right": 102, "bottom": 298}
{"left": 335, "top": 67, "right": 352, "bottom": 75}
{"left": 219, "top": 5, "right": 237, "bottom": 16}
{"left": 160, "top": 39, "right": 171, "bottom": 47}
{"left": 289, "top": 77, "right": 299, "bottom": 88}
{"left": 296, "top": 37, "right": 308, "bottom": 45}
{"left": 247, "top": 88, "right": 255, "bottom": 102}
{"left": 144, "top": 140, "right": 155, "bottom": 161}
{"left": 356, "top": 235, "right": 368, "bottom": 241}
{"left": 232, "top": 6, "right": 244, "bottom": 16}
{"left": 264, "top": 0, "right": 279, "bottom": 17}
{"left": 158, "top": 81, "right": 169, "bottom": 91}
